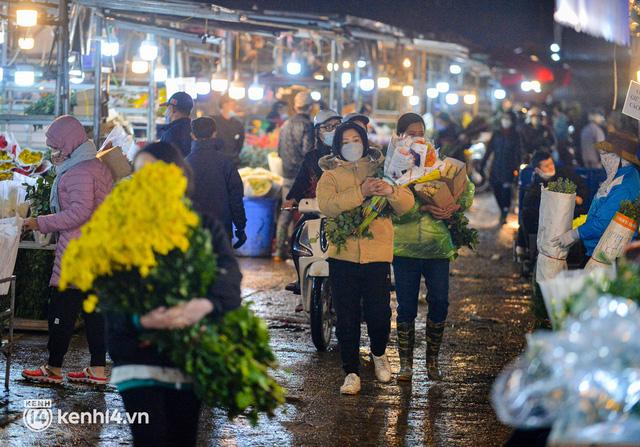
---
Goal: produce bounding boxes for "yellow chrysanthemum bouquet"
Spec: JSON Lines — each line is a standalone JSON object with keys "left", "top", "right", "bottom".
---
{"left": 60, "top": 162, "right": 284, "bottom": 424}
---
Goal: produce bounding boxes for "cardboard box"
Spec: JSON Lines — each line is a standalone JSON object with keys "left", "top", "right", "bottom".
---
{"left": 440, "top": 157, "right": 467, "bottom": 199}
{"left": 414, "top": 181, "right": 455, "bottom": 209}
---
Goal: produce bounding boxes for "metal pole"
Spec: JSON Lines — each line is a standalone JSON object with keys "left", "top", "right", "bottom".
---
{"left": 148, "top": 58, "right": 156, "bottom": 141}
{"left": 93, "top": 10, "right": 102, "bottom": 145}
{"left": 354, "top": 63, "right": 361, "bottom": 111}
{"left": 329, "top": 40, "right": 336, "bottom": 111}
{"left": 337, "top": 44, "right": 343, "bottom": 113}
{"left": 55, "top": 0, "right": 70, "bottom": 116}
{"left": 1, "top": 4, "right": 9, "bottom": 113}
{"left": 169, "top": 37, "right": 176, "bottom": 78}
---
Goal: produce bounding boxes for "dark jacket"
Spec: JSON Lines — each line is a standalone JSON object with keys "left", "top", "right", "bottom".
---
{"left": 212, "top": 114, "right": 244, "bottom": 168}
{"left": 277, "top": 113, "right": 315, "bottom": 179}
{"left": 484, "top": 128, "right": 522, "bottom": 184}
{"left": 158, "top": 117, "right": 192, "bottom": 158}
{"left": 519, "top": 124, "right": 555, "bottom": 155}
{"left": 521, "top": 166, "right": 588, "bottom": 235}
{"left": 186, "top": 139, "right": 246, "bottom": 237}
{"left": 106, "top": 218, "right": 242, "bottom": 369}
{"left": 287, "top": 141, "right": 332, "bottom": 202}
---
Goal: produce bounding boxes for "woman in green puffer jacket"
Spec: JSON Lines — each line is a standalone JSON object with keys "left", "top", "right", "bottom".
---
{"left": 391, "top": 113, "right": 475, "bottom": 382}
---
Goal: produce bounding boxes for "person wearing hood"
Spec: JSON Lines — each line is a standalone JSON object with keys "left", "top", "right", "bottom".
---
{"left": 519, "top": 107, "right": 555, "bottom": 157}
{"left": 552, "top": 132, "right": 640, "bottom": 260}
{"left": 274, "top": 91, "right": 316, "bottom": 261}
{"left": 390, "top": 113, "right": 475, "bottom": 382}
{"left": 483, "top": 111, "right": 522, "bottom": 224}
{"left": 316, "top": 122, "right": 414, "bottom": 395}
{"left": 157, "top": 91, "right": 194, "bottom": 158}
{"left": 22, "top": 115, "right": 114, "bottom": 385}
{"left": 285, "top": 109, "right": 341, "bottom": 205}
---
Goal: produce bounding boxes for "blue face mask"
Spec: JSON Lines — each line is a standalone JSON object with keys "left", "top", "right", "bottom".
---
{"left": 321, "top": 131, "right": 334, "bottom": 147}
{"left": 341, "top": 142, "right": 364, "bottom": 162}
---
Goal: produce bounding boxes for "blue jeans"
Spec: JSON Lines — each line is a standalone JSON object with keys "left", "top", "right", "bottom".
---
{"left": 393, "top": 256, "right": 450, "bottom": 324}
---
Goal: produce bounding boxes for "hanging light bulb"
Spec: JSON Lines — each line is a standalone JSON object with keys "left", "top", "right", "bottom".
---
{"left": 341, "top": 72, "right": 352, "bottom": 87}
{"left": 445, "top": 93, "right": 459, "bottom": 105}
{"left": 196, "top": 80, "right": 211, "bottom": 96}
{"left": 139, "top": 38, "right": 158, "bottom": 61}
{"left": 449, "top": 64, "right": 462, "bottom": 74}
{"left": 228, "top": 72, "right": 245, "bottom": 100}
{"left": 409, "top": 95, "right": 420, "bottom": 106}
{"left": 463, "top": 93, "right": 477, "bottom": 105}
{"left": 359, "top": 78, "right": 375, "bottom": 92}
{"left": 426, "top": 87, "right": 439, "bottom": 99}
{"left": 402, "top": 57, "right": 412, "bottom": 68}
{"left": 287, "top": 57, "right": 302, "bottom": 75}
{"left": 377, "top": 76, "right": 390, "bottom": 89}
{"left": 102, "top": 38, "right": 120, "bottom": 57}
{"left": 210, "top": 68, "right": 228, "bottom": 92}
{"left": 14, "top": 67, "right": 35, "bottom": 86}
{"left": 248, "top": 76, "right": 264, "bottom": 101}
{"left": 154, "top": 66, "right": 168, "bottom": 83}
{"left": 520, "top": 81, "right": 532, "bottom": 92}
{"left": 314, "top": 73, "right": 324, "bottom": 81}
{"left": 357, "top": 60, "right": 366, "bottom": 68}
{"left": 493, "top": 88, "right": 506, "bottom": 100}
{"left": 326, "top": 62, "right": 334, "bottom": 72}
{"left": 18, "top": 37, "right": 35, "bottom": 50}
{"left": 342, "top": 60, "right": 351, "bottom": 69}
{"left": 402, "top": 85, "right": 414, "bottom": 97}
{"left": 436, "top": 81, "right": 450, "bottom": 93}
{"left": 16, "top": 7, "right": 38, "bottom": 27}
{"left": 131, "top": 59, "right": 149, "bottom": 74}
{"left": 310, "top": 90, "right": 321, "bottom": 101}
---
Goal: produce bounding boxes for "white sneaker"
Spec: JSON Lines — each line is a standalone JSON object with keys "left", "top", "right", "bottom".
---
{"left": 340, "top": 373, "right": 361, "bottom": 395}
{"left": 372, "top": 352, "right": 392, "bottom": 383}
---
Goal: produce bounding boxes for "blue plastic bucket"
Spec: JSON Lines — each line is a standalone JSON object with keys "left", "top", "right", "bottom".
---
{"left": 233, "top": 197, "right": 277, "bottom": 257}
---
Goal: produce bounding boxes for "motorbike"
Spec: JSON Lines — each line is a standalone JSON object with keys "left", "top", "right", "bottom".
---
{"left": 284, "top": 198, "right": 334, "bottom": 351}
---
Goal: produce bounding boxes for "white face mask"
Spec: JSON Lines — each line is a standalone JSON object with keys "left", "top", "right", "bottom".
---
{"left": 321, "top": 131, "right": 335, "bottom": 147}
{"left": 341, "top": 142, "right": 364, "bottom": 162}
{"left": 535, "top": 167, "right": 555, "bottom": 180}
{"left": 600, "top": 151, "right": 620, "bottom": 177}
{"left": 501, "top": 119, "right": 512, "bottom": 129}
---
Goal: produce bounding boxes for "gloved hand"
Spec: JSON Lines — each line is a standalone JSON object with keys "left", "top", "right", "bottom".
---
{"left": 551, "top": 229, "right": 579, "bottom": 249}
{"left": 233, "top": 229, "right": 247, "bottom": 249}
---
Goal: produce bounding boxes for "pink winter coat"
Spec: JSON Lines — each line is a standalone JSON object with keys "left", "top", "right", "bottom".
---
{"left": 37, "top": 159, "right": 113, "bottom": 287}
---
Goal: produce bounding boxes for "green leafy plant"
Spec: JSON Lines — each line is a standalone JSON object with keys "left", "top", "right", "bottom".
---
{"left": 547, "top": 177, "right": 577, "bottom": 194}
{"left": 447, "top": 211, "right": 479, "bottom": 258}
{"left": 24, "top": 170, "right": 56, "bottom": 217}
{"left": 93, "top": 227, "right": 285, "bottom": 424}
{"left": 618, "top": 197, "right": 640, "bottom": 222}
{"left": 325, "top": 205, "right": 373, "bottom": 253}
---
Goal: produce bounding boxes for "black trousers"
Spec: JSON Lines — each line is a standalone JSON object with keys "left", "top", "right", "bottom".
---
{"left": 120, "top": 386, "right": 201, "bottom": 447}
{"left": 47, "top": 288, "right": 106, "bottom": 368}
{"left": 490, "top": 177, "right": 512, "bottom": 213}
{"left": 328, "top": 259, "right": 391, "bottom": 375}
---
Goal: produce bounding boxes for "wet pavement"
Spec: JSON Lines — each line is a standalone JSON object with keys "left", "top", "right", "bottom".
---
{"left": 0, "top": 192, "right": 534, "bottom": 446}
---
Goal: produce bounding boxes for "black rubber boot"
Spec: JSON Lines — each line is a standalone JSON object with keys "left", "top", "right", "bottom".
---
{"left": 396, "top": 321, "right": 415, "bottom": 382}
{"left": 426, "top": 320, "right": 445, "bottom": 381}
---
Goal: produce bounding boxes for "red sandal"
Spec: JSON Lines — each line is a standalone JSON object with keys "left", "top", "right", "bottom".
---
{"left": 22, "top": 366, "right": 63, "bottom": 385}
{"left": 67, "top": 367, "right": 109, "bottom": 385}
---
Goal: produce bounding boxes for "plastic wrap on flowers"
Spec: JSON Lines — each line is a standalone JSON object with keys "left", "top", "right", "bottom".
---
{"left": 492, "top": 296, "right": 640, "bottom": 443}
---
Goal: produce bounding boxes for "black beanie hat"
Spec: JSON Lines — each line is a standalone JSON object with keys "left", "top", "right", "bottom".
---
{"left": 396, "top": 113, "right": 425, "bottom": 136}
{"left": 332, "top": 121, "right": 370, "bottom": 160}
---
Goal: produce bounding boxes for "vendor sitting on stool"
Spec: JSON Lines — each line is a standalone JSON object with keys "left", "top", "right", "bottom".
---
{"left": 552, "top": 131, "right": 640, "bottom": 264}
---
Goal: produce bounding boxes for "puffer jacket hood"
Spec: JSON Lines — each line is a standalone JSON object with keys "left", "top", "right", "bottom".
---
{"left": 318, "top": 147, "right": 383, "bottom": 172}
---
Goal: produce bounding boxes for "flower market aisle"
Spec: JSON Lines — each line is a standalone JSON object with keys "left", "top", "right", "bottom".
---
{"left": 0, "top": 193, "right": 534, "bottom": 446}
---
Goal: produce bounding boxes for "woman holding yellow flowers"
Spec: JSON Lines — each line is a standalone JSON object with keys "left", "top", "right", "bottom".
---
{"left": 22, "top": 115, "right": 113, "bottom": 386}
{"left": 391, "top": 113, "right": 475, "bottom": 383}
{"left": 106, "top": 142, "right": 242, "bottom": 447}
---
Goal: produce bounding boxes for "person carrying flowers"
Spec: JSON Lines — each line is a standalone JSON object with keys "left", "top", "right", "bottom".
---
{"left": 106, "top": 142, "right": 244, "bottom": 446}
{"left": 390, "top": 113, "right": 475, "bottom": 382}
{"left": 22, "top": 115, "right": 113, "bottom": 385}
{"left": 316, "top": 121, "right": 414, "bottom": 395}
